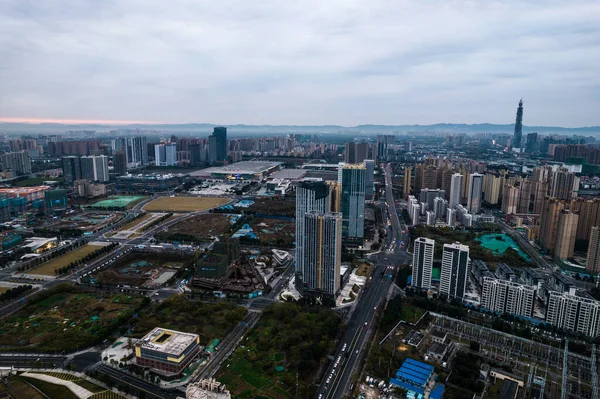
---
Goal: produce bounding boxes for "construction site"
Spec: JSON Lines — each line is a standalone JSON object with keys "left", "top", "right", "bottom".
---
{"left": 93, "top": 249, "right": 193, "bottom": 288}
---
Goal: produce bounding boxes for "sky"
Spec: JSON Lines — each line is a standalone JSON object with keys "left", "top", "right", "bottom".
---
{"left": 0, "top": 0, "right": 599, "bottom": 127}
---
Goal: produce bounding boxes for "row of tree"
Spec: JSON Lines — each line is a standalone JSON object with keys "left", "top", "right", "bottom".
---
{"left": 55, "top": 242, "right": 119, "bottom": 275}
{"left": 17, "top": 240, "right": 85, "bottom": 272}
{"left": 138, "top": 213, "right": 173, "bottom": 232}
{"left": 0, "top": 284, "right": 33, "bottom": 302}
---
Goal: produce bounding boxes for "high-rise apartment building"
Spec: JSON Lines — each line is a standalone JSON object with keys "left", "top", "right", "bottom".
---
{"left": 113, "top": 151, "right": 127, "bottom": 176}
{"left": 554, "top": 211, "right": 578, "bottom": 260}
{"left": 126, "top": 136, "right": 148, "bottom": 165}
{"left": 549, "top": 168, "right": 579, "bottom": 201}
{"left": 467, "top": 173, "right": 483, "bottom": 213}
{"left": 546, "top": 292, "right": 600, "bottom": 337}
{"left": 440, "top": 242, "right": 470, "bottom": 300}
{"left": 154, "top": 143, "right": 177, "bottom": 166}
{"left": 302, "top": 211, "right": 342, "bottom": 297}
{"left": 526, "top": 132, "right": 538, "bottom": 153}
{"left": 586, "top": 227, "right": 600, "bottom": 274}
{"left": 363, "top": 159, "right": 375, "bottom": 201}
{"left": 339, "top": 163, "right": 366, "bottom": 240}
{"left": 538, "top": 197, "right": 566, "bottom": 253}
{"left": 345, "top": 142, "right": 368, "bottom": 164}
{"left": 501, "top": 184, "right": 520, "bottom": 214}
{"left": 412, "top": 237, "right": 434, "bottom": 290}
{"left": 449, "top": 173, "right": 463, "bottom": 209}
{"left": 422, "top": 165, "right": 437, "bottom": 189}
{"left": 296, "top": 181, "right": 334, "bottom": 275}
{"left": 483, "top": 174, "right": 502, "bottom": 205}
{"left": 80, "top": 155, "right": 109, "bottom": 182}
{"left": 433, "top": 197, "right": 448, "bottom": 220}
{"left": 414, "top": 164, "right": 424, "bottom": 193}
{"left": 62, "top": 156, "right": 82, "bottom": 183}
{"left": 403, "top": 166, "right": 412, "bottom": 200}
{"left": 517, "top": 178, "right": 532, "bottom": 213}
{"left": 0, "top": 151, "right": 32, "bottom": 175}
{"left": 570, "top": 198, "right": 600, "bottom": 242}
{"left": 376, "top": 135, "right": 394, "bottom": 160}
{"left": 481, "top": 277, "right": 536, "bottom": 318}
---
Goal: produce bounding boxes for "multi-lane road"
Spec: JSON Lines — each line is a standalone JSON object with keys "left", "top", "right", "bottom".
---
{"left": 314, "top": 163, "right": 410, "bottom": 399}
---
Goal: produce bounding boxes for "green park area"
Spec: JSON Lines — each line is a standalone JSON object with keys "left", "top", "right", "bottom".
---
{"left": 28, "top": 244, "right": 103, "bottom": 276}
{"left": 217, "top": 302, "right": 342, "bottom": 399}
{"left": 13, "top": 177, "right": 64, "bottom": 187}
{"left": 411, "top": 226, "right": 531, "bottom": 266}
{"left": 131, "top": 295, "right": 247, "bottom": 344}
{"left": 89, "top": 196, "right": 146, "bottom": 209}
{"left": 0, "top": 285, "right": 146, "bottom": 353}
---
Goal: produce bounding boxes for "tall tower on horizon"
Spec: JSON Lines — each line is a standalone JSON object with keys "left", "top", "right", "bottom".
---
{"left": 513, "top": 99, "right": 524, "bottom": 149}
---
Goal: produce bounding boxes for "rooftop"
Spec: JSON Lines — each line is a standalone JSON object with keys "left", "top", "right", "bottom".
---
{"left": 190, "top": 161, "right": 283, "bottom": 177}
{"left": 118, "top": 173, "right": 186, "bottom": 180}
{"left": 269, "top": 169, "right": 307, "bottom": 179}
{"left": 137, "top": 327, "right": 199, "bottom": 356}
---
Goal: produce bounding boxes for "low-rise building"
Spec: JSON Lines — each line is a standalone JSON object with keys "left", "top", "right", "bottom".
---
{"left": 389, "top": 358, "right": 435, "bottom": 396}
{"left": 183, "top": 379, "right": 231, "bottom": 399}
{"left": 135, "top": 327, "right": 202, "bottom": 376}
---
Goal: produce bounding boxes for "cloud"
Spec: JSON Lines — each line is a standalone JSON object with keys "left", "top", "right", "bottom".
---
{"left": 0, "top": 0, "right": 598, "bottom": 126}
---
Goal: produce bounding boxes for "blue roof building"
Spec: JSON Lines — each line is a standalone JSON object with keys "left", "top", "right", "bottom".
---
{"left": 389, "top": 358, "right": 434, "bottom": 395}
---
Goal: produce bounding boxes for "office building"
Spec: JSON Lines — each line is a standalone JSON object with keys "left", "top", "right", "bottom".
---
{"left": 422, "top": 165, "right": 437, "bottom": 189}
{"left": 481, "top": 277, "right": 536, "bottom": 318}
{"left": 467, "top": 173, "right": 483, "bottom": 213}
{"left": 363, "top": 159, "right": 375, "bottom": 200}
{"left": 80, "top": 155, "right": 109, "bottom": 182}
{"left": 62, "top": 156, "right": 82, "bottom": 183}
{"left": 127, "top": 136, "right": 148, "bottom": 165}
{"left": 339, "top": 163, "right": 366, "bottom": 240}
{"left": 554, "top": 211, "right": 578, "bottom": 260}
{"left": 440, "top": 242, "right": 470, "bottom": 300}
{"left": 302, "top": 211, "right": 342, "bottom": 297}
{"left": 546, "top": 292, "right": 600, "bottom": 337}
{"left": 512, "top": 99, "right": 524, "bottom": 149}
{"left": 0, "top": 151, "right": 31, "bottom": 175}
{"left": 376, "top": 135, "right": 394, "bottom": 160}
{"left": 135, "top": 327, "right": 201, "bottom": 375}
{"left": 412, "top": 237, "right": 434, "bottom": 290}
{"left": 344, "top": 142, "right": 368, "bottom": 164}
{"left": 403, "top": 167, "right": 412, "bottom": 199}
{"left": 538, "top": 197, "right": 566, "bottom": 253}
{"left": 586, "top": 227, "right": 600, "bottom": 274}
{"left": 414, "top": 164, "right": 424, "bottom": 193}
{"left": 526, "top": 132, "right": 538, "bottom": 153}
{"left": 449, "top": 173, "right": 463, "bottom": 209}
{"left": 155, "top": 143, "right": 177, "bottom": 166}
{"left": 209, "top": 127, "right": 227, "bottom": 163}
{"left": 296, "top": 181, "right": 337, "bottom": 276}
{"left": 113, "top": 151, "right": 127, "bottom": 176}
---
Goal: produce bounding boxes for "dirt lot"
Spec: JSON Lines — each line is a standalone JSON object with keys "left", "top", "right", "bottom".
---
{"left": 246, "top": 198, "right": 296, "bottom": 217}
{"left": 143, "top": 196, "right": 231, "bottom": 212}
{"left": 155, "top": 213, "right": 231, "bottom": 242}
{"left": 94, "top": 251, "right": 193, "bottom": 287}
{"left": 44, "top": 211, "right": 122, "bottom": 232}
{"left": 28, "top": 245, "right": 103, "bottom": 276}
{"left": 250, "top": 217, "right": 295, "bottom": 247}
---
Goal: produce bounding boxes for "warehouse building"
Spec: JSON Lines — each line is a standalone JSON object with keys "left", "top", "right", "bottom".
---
{"left": 389, "top": 358, "right": 435, "bottom": 396}
{"left": 190, "top": 161, "right": 282, "bottom": 180}
{"left": 135, "top": 327, "right": 201, "bottom": 377}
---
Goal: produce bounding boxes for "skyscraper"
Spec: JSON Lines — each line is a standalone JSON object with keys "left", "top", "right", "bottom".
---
{"left": 526, "top": 132, "right": 538, "bottom": 153}
{"left": 80, "top": 155, "right": 109, "bottom": 182}
{"left": 403, "top": 166, "right": 412, "bottom": 200}
{"left": 586, "top": 227, "right": 600, "bottom": 274}
{"left": 449, "top": 173, "right": 463, "bottom": 209}
{"left": 440, "top": 242, "right": 470, "bottom": 300}
{"left": 412, "top": 237, "right": 434, "bottom": 290}
{"left": 62, "top": 156, "right": 82, "bottom": 183}
{"left": 296, "top": 181, "right": 336, "bottom": 275}
{"left": 376, "top": 135, "right": 394, "bottom": 160}
{"left": 154, "top": 143, "right": 177, "bottom": 166}
{"left": 345, "top": 142, "right": 368, "bottom": 164}
{"left": 512, "top": 99, "right": 524, "bottom": 149}
{"left": 549, "top": 168, "right": 579, "bottom": 201}
{"left": 126, "top": 136, "right": 148, "bottom": 165}
{"left": 538, "top": 197, "right": 566, "bottom": 253}
{"left": 302, "top": 211, "right": 342, "bottom": 297}
{"left": 467, "top": 173, "right": 483, "bottom": 213}
{"left": 554, "top": 211, "right": 578, "bottom": 260}
{"left": 570, "top": 198, "right": 600, "bottom": 242}
{"left": 113, "top": 151, "right": 127, "bottom": 176}
{"left": 502, "top": 184, "right": 520, "bottom": 214}
{"left": 209, "top": 127, "right": 227, "bottom": 163}
{"left": 363, "top": 159, "right": 375, "bottom": 201}
{"left": 339, "top": 163, "right": 366, "bottom": 240}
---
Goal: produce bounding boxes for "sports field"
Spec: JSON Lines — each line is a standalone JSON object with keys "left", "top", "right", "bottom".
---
{"left": 143, "top": 196, "right": 231, "bottom": 212}
{"left": 28, "top": 245, "right": 103, "bottom": 276}
{"left": 89, "top": 196, "right": 146, "bottom": 209}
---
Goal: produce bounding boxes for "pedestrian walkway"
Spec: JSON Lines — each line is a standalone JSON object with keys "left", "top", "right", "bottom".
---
{"left": 21, "top": 371, "right": 94, "bottom": 399}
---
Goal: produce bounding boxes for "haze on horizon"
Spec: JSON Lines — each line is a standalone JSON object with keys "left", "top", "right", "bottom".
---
{"left": 0, "top": 0, "right": 599, "bottom": 128}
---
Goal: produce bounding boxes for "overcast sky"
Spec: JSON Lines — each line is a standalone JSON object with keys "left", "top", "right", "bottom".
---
{"left": 0, "top": 0, "right": 599, "bottom": 127}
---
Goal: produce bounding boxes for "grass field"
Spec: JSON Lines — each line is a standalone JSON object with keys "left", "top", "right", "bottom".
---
{"left": 143, "top": 196, "right": 230, "bottom": 212}
{"left": 401, "top": 304, "right": 426, "bottom": 324}
{"left": 14, "top": 177, "right": 64, "bottom": 187}
{"left": 0, "top": 289, "right": 144, "bottom": 352}
{"left": 0, "top": 287, "right": 10, "bottom": 294}
{"left": 37, "top": 371, "right": 80, "bottom": 381}
{"left": 90, "top": 391, "right": 128, "bottom": 399}
{"left": 0, "top": 376, "right": 45, "bottom": 399}
{"left": 23, "top": 377, "right": 79, "bottom": 399}
{"left": 89, "top": 196, "right": 146, "bottom": 209}
{"left": 28, "top": 245, "right": 103, "bottom": 276}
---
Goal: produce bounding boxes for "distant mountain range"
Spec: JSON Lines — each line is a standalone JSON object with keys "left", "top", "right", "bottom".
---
{"left": 1, "top": 122, "right": 599, "bottom": 136}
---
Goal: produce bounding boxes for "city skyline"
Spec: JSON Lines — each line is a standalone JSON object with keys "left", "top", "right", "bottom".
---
{"left": 1, "top": 1, "right": 599, "bottom": 127}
